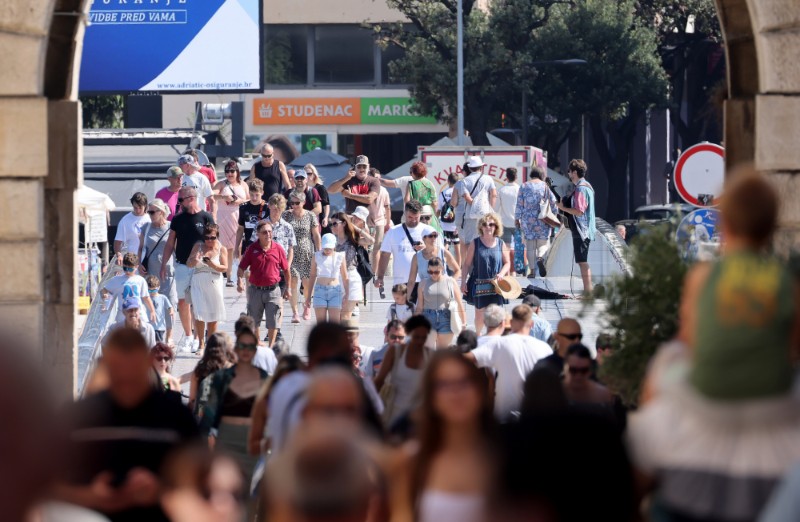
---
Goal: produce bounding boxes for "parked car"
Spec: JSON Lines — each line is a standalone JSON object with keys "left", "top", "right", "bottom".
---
{"left": 615, "top": 203, "right": 695, "bottom": 243}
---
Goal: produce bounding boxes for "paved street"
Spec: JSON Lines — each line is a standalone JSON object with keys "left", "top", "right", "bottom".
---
{"left": 169, "top": 275, "right": 608, "bottom": 395}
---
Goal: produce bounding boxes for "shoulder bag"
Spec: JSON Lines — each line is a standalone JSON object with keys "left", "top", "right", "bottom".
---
{"left": 142, "top": 224, "right": 169, "bottom": 269}
{"left": 538, "top": 186, "right": 561, "bottom": 228}
{"left": 448, "top": 278, "right": 464, "bottom": 334}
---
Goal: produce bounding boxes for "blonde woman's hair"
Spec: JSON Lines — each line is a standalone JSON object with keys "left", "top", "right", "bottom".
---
{"left": 305, "top": 163, "right": 322, "bottom": 184}
{"left": 268, "top": 193, "right": 287, "bottom": 212}
{"left": 478, "top": 212, "right": 503, "bottom": 238}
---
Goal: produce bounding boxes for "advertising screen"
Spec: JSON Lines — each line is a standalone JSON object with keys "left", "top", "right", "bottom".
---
{"left": 79, "top": 0, "right": 263, "bottom": 94}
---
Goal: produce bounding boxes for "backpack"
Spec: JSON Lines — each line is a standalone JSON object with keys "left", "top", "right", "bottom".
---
{"left": 440, "top": 190, "right": 455, "bottom": 223}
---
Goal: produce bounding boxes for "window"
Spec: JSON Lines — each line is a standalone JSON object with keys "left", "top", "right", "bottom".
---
{"left": 314, "top": 26, "right": 375, "bottom": 84}
{"left": 264, "top": 25, "right": 308, "bottom": 85}
{"left": 263, "top": 24, "right": 410, "bottom": 86}
{"left": 381, "top": 41, "right": 406, "bottom": 85}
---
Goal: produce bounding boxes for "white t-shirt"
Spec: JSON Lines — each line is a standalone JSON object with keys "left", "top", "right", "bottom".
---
{"left": 267, "top": 371, "right": 310, "bottom": 453}
{"left": 438, "top": 187, "right": 457, "bottom": 232}
{"left": 380, "top": 222, "right": 437, "bottom": 286}
{"left": 114, "top": 212, "right": 150, "bottom": 254}
{"left": 472, "top": 333, "right": 553, "bottom": 420}
{"left": 386, "top": 302, "right": 414, "bottom": 323}
{"left": 254, "top": 346, "right": 278, "bottom": 374}
{"left": 460, "top": 173, "right": 496, "bottom": 218}
{"left": 182, "top": 172, "right": 214, "bottom": 211}
{"left": 104, "top": 274, "right": 151, "bottom": 323}
{"left": 497, "top": 183, "right": 520, "bottom": 228}
{"left": 392, "top": 175, "right": 413, "bottom": 195}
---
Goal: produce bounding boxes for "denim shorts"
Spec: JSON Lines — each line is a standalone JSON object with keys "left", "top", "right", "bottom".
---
{"left": 313, "top": 284, "right": 343, "bottom": 309}
{"left": 423, "top": 308, "right": 452, "bottom": 334}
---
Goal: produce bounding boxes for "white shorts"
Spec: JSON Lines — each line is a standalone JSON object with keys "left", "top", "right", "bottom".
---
{"left": 175, "top": 262, "right": 193, "bottom": 300}
{"left": 346, "top": 267, "right": 363, "bottom": 302}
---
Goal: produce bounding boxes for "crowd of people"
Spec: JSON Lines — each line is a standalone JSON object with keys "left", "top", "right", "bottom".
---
{"left": 63, "top": 148, "right": 800, "bottom": 522}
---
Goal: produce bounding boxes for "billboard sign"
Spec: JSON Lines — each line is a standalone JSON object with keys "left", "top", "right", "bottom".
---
{"left": 252, "top": 97, "right": 437, "bottom": 125}
{"left": 80, "top": 0, "right": 263, "bottom": 94}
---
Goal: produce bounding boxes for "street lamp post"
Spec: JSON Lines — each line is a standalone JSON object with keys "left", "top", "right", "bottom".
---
{"left": 521, "top": 59, "right": 587, "bottom": 146}
{"left": 456, "top": 0, "right": 465, "bottom": 146}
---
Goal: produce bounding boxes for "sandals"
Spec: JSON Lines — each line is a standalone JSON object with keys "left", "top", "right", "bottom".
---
{"left": 302, "top": 303, "right": 311, "bottom": 321}
{"left": 291, "top": 314, "right": 300, "bottom": 323}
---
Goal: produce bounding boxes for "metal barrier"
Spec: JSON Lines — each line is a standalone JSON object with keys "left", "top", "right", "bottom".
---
{"left": 76, "top": 264, "right": 123, "bottom": 397}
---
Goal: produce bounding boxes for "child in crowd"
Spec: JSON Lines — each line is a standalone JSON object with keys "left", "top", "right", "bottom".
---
{"left": 386, "top": 283, "right": 414, "bottom": 323}
{"left": 103, "top": 252, "right": 157, "bottom": 325}
{"left": 146, "top": 274, "right": 174, "bottom": 344}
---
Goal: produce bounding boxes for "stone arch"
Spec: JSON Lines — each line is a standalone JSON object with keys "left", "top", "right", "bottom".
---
{"left": 0, "top": 0, "right": 89, "bottom": 398}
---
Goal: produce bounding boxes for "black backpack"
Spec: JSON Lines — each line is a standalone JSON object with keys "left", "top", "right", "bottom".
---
{"left": 440, "top": 191, "right": 455, "bottom": 223}
{"left": 355, "top": 245, "right": 374, "bottom": 284}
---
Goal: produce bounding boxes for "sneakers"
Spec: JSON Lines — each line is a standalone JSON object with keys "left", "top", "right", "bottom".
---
{"left": 537, "top": 258, "right": 547, "bottom": 278}
{"left": 177, "top": 336, "right": 193, "bottom": 354}
{"left": 191, "top": 337, "right": 200, "bottom": 353}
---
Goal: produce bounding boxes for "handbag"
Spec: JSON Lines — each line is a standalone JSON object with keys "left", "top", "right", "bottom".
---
{"left": 538, "top": 189, "right": 561, "bottom": 228}
{"left": 355, "top": 244, "right": 374, "bottom": 284}
{"left": 448, "top": 278, "right": 464, "bottom": 334}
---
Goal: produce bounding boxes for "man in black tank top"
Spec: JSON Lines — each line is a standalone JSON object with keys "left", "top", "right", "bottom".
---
{"left": 250, "top": 143, "right": 291, "bottom": 201}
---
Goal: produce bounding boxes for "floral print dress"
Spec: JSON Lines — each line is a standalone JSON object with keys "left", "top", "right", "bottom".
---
{"left": 282, "top": 210, "right": 317, "bottom": 279}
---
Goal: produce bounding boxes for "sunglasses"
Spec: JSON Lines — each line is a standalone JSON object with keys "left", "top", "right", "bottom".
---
{"left": 420, "top": 216, "right": 432, "bottom": 222}
{"left": 424, "top": 233, "right": 439, "bottom": 239}
{"left": 204, "top": 235, "right": 217, "bottom": 240}
{"left": 427, "top": 270, "right": 442, "bottom": 275}
{"left": 568, "top": 366, "right": 591, "bottom": 375}
{"left": 177, "top": 196, "right": 195, "bottom": 203}
{"left": 483, "top": 223, "right": 497, "bottom": 228}
{"left": 330, "top": 221, "right": 342, "bottom": 226}
{"left": 261, "top": 154, "right": 273, "bottom": 158}
{"left": 236, "top": 342, "right": 258, "bottom": 351}
{"left": 122, "top": 267, "right": 135, "bottom": 273}
{"left": 225, "top": 169, "right": 238, "bottom": 173}
{"left": 148, "top": 289, "right": 158, "bottom": 293}
{"left": 155, "top": 356, "right": 171, "bottom": 363}
{"left": 290, "top": 201, "right": 303, "bottom": 206}
{"left": 147, "top": 210, "right": 158, "bottom": 215}
{"left": 557, "top": 332, "right": 583, "bottom": 341}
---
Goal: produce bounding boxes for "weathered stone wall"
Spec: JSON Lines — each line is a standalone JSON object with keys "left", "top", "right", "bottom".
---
{"left": 0, "top": 1, "right": 87, "bottom": 399}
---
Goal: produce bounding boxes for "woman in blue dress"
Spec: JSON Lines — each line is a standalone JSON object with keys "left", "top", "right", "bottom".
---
{"left": 461, "top": 212, "right": 511, "bottom": 334}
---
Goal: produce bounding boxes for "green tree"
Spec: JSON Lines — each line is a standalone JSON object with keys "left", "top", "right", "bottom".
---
{"left": 600, "top": 225, "right": 687, "bottom": 405}
{"left": 384, "top": 0, "right": 568, "bottom": 145}
{"left": 525, "top": 0, "right": 669, "bottom": 220}
{"left": 80, "top": 95, "right": 125, "bottom": 128}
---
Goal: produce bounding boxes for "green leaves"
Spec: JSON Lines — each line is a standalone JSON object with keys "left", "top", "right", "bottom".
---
{"left": 599, "top": 224, "right": 687, "bottom": 405}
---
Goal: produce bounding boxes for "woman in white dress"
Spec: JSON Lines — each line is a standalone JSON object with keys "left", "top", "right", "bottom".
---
{"left": 187, "top": 223, "right": 227, "bottom": 354}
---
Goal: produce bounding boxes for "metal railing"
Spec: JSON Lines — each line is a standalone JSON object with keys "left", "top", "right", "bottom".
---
{"left": 76, "top": 264, "right": 123, "bottom": 397}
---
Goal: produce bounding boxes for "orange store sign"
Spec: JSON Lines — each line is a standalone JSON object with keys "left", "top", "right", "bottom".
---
{"left": 253, "top": 98, "right": 360, "bottom": 125}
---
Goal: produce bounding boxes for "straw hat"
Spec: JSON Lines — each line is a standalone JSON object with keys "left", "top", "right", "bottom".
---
{"left": 492, "top": 276, "right": 522, "bottom": 299}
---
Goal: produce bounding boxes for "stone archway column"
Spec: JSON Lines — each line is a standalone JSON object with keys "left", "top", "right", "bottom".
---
{"left": 0, "top": 2, "right": 88, "bottom": 399}
{"left": 746, "top": 1, "right": 800, "bottom": 251}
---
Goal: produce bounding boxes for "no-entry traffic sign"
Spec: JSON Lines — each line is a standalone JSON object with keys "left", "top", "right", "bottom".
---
{"left": 673, "top": 143, "right": 725, "bottom": 207}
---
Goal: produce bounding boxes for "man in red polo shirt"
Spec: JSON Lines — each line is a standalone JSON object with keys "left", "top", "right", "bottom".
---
{"left": 237, "top": 221, "right": 291, "bottom": 347}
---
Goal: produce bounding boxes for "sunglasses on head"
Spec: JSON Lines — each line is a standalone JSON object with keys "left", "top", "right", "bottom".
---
{"left": 204, "top": 235, "right": 217, "bottom": 240}
{"left": 557, "top": 332, "right": 583, "bottom": 341}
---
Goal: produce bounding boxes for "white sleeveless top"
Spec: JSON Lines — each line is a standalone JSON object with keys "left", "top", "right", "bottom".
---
{"left": 315, "top": 250, "right": 345, "bottom": 279}
{"left": 418, "top": 490, "right": 484, "bottom": 522}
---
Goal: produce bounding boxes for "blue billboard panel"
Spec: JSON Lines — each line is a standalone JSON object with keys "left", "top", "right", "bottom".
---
{"left": 80, "top": 0, "right": 262, "bottom": 94}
